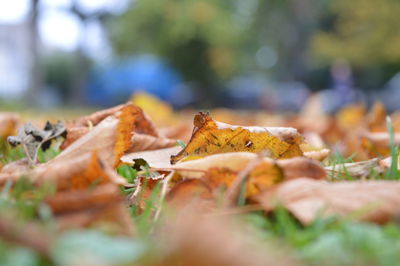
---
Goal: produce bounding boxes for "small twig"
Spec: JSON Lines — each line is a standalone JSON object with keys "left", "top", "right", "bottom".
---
{"left": 151, "top": 167, "right": 207, "bottom": 173}
{"left": 154, "top": 172, "right": 173, "bottom": 221}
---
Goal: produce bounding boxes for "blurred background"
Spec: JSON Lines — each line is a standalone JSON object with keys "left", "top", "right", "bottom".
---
{"left": 1, "top": 0, "right": 400, "bottom": 111}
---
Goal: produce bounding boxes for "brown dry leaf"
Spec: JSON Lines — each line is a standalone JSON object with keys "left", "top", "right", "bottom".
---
{"left": 170, "top": 152, "right": 326, "bottom": 181}
{"left": 166, "top": 179, "right": 214, "bottom": 208}
{"left": 168, "top": 152, "right": 325, "bottom": 198}
{"left": 204, "top": 160, "right": 283, "bottom": 197}
{"left": 361, "top": 132, "right": 400, "bottom": 157}
{"left": 256, "top": 177, "right": 400, "bottom": 224}
{"left": 0, "top": 215, "right": 52, "bottom": 256}
{"left": 0, "top": 152, "right": 127, "bottom": 189}
{"left": 303, "top": 149, "right": 331, "bottom": 161}
{"left": 61, "top": 103, "right": 159, "bottom": 154}
{"left": 171, "top": 112, "right": 304, "bottom": 164}
{"left": 171, "top": 152, "right": 262, "bottom": 178}
{"left": 0, "top": 158, "right": 30, "bottom": 175}
{"left": 60, "top": 126, "right": 89, "bottom": 150}
{"left": 127, "top": 133, "right": 177, "bottom": 153}
{"left": 0, "top": 112, "right": 19, "bottom": 139}
{"left": 325, "top": 158, "right": 383, "bottom": 179}
{"left": 153, "top": 205, "right": 300, "bottom": 266}
{"left": 46, "top": 183, "right": 121, "bottom": 214}
{"left": 73, "top": 104, "right": 125, "bottom": 127}
{"left": 52, "top": 116, "right": 119, "bottom": 164}
{"left": 277, "top": 157, "right": 327, "bottom": 180}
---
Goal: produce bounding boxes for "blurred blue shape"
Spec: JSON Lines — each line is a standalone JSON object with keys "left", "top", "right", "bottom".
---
{"left": 86, "top": 54, "right": 187, "bottom": 106}
{"left": 382, "top": 73, "right": 400, "bottom": 111}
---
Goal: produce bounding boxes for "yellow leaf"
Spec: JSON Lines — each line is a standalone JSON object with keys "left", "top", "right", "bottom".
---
{"left": 131, "top": 91, "right": 177, "bottom": 126}
{"left": 171, "top": 112, "right": 303, "bottom": 164}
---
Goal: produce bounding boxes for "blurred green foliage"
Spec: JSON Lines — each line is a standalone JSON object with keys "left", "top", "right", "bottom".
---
{"left": 110, "top": 0, "right": 253, "bottom": 101}
{"left": 109, "top": 0, "right": 400, "bottom": 92}
{"left": 311, "top": 0, "right": 400, "bottom": 89}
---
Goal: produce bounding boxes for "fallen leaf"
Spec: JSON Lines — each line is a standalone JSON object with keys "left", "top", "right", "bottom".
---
{"left": 171, "top": 112, "right": 304, "bottom": 164}
{"left": 7, "top": 121, "right": 66, "bottom": 165}
{"left": 166, "top": 179, "right": 214, "bottom": 208}
{"left": 51, "top": 116, "right": 119, "bottom": 164}
{"left": 127, "top": 133, "right": 177, "bottom": 153}
{"left": 303, "top": 149, "right": 331, "bottom": 161}
{"left": 325, "top": 158, "right": 382, "bottom": 179}
{"left": 255, "top": 178, "right": 400, "bottom": 224}
{"left": 46, "top": 183, "right": 121, "bottom": 214}
{"left": 73, "top": 104, "right": 125, "bottom": 127}
{"left": 361, "top": 132, "right": 400, "bottom": 157}
{"left": 209, "top": 163, "right": 283, "bottom": 198}
{"left": 277, "top": 157, "right": 327, "bottom": 180}
{"left": 121, "top": 146, "right": 182, "bottom": 169}
{"left": 60, "top": 126, "right": 89, "bottom": 150}
{"left": 153, "top": 205, "right": 299, "bottom": 266}
{"left": 170, "top": 152, "right": 326, "bottom": 181}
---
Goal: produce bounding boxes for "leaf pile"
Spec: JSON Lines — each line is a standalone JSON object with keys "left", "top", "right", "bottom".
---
{"left": 1, "top": 95, "right": 400, "bottom": 265}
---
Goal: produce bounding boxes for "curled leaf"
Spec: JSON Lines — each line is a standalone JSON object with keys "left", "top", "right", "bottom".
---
{"left": 7, "top": 121, "right": 66, "bottom": 165}
{"left": 171, "top": 112, "right": 304, "bottom": 164}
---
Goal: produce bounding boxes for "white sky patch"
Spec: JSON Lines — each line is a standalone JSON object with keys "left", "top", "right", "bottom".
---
{"left": 0, "top": 0, "right": 29, "bottom": 23}
{"left": 39, "top": 9, "right": 81, "bottom": 51}
{"left": 0, "top": 0, "right": 128, "bottom": 52}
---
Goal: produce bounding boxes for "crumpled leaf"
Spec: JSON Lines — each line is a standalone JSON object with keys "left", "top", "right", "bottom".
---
{"left": 255, "top": 178, "right": 400, "bottom": 224}
{"left": 7, "top": 121, "right": 66, "bottom": 165}
{"left": 171, "top": 112, "right": 304, "bottom": 164}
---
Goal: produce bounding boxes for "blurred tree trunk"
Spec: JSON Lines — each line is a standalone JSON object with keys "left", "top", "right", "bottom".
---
{"left": 26, "top": 0, "right": 42, "bottom": 105}
{"left": 69, "top": 0, "right": 90, "bottom": 105}
{"left": 71, "top": 29, "right": 90, "bottom": 105}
